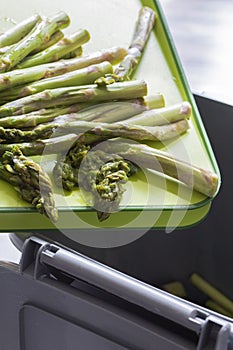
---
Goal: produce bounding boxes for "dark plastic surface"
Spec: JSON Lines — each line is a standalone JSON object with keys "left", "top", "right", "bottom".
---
{"left": 2, "top": 234, "right": 233, "bottom": 350}
{"left": 0, "top": 258, "right": 201, "bottom": 350}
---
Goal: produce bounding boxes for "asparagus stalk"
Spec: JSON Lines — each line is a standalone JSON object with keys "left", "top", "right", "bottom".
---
{"left": 0, "top": 80, "right": 148, "bottom": 116}
{"left": 0, "top": 61, "right": 113, "bottom": 101}
{"left": 115, "top": 6, "right": 156, "bottom": 80}
{"left": 0, "top": 94, "right": 164, "bottom": 129}
{"left": 125, "top": 101, "right": 192, "bottom": 126}
{"left": 53, "top": 145, "right": 137, "bottom": 221}
{"left": 0, "top": 12, "right": 70, "bottom": 72}
{"left": 0, "top": 118, "right": 189, "bottom": 143}
{"left": 0, "top": 104, "right": 87, "bottom": 128}
{"left": 0, "top": 46, "right": 127, "bottom": 92}
{"left": 0, "top": 30, "right": 65, "bottom": 56}
{"left": 62, "top": 47, "right": 83, "bottom": 59}
{"left": 96, "top": 6, "right": 156, "bottom": 85}
{"left": 0, "top": 14, "right": 40, "bottom": 47}
{"left": 0, "top": 45, "right": 14, "bottom": 55}
{"left": 190, "top": 273, "right": 233, "bottom": 315}
{"left": 205, "top": 300, "right": 233, "bottom": 318}
{"left": 30, "top": 30, "right": 64, "bottom": 54}
{"left": 17, "top": 29, "right": 90, "bottom": 69}
{"left": 0, "top": 101, "right": 141, "bottom": 128}
{"left": 0, "top": 133, "right": 100, "bottom": 156}
{"left": 0, "top": 146, "right": 57, "bottom": 221}
{"left": 101, "top": 140, "right": 219, "bottom": 197}
{"left": 78, "top": 100, "right": 154, "bottom": 123}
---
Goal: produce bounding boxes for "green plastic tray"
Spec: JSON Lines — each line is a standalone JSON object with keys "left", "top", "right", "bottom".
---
{"left": 0, "top": 0, "right": 220, "bottom": 232}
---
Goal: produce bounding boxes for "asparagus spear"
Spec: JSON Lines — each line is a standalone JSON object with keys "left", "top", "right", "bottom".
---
{"left": 53, "top": 145, "right": 137, "bottom": 221}
{"left": 0, "top": 45, "right": 14, "bottom": 55}
{"left": 0, "top": 46, "right": 127, "bottom": 92}
{"left": 30, "top": 30, "right": 64, "bottom": 54}
{"left": 0, "top": 12, "right": 70, "bottom": 72}
{"left": 0, "top": 14, "right": 40, "bottom": 47}
{"left": 77, "top": 99, "right": 157, "bottom": 123}
{"left": 190, "top": 273, "right": 233, "bottom": 315}
{"left": 96, "top": 6, "right": 156, "bottom": 85}
{"left": 101, "top": 140, "right": 219, "bottom": 198}
{"left": 0, "top": 118, "right": 189, "bottom": 143}
{"left": 0, "top": 80, "right": 148, "bottom": 116}
{"left": 0, "top": 104, "right": 85, "bottom": 128}
{"left": 94, "top": 157, "right": 137, "bottom": 221}
{"left": 62, "top": 47, "right": 83, "bottom": 59}
{"left": 205, "top": 300, "right": 233, "bottom": 318}
{"left": 125, "top": 101, "right": 192, "bottom": 126}
{"left": 115, "top": 6, "right": 156, "bottom": 81}
{"left": 17, "top": 29, "right": 90, "bottom": 69}
{"left": 0, "top": 31, "right": 65, "bottom": 56}
{"left": 0, "top": 146, "right": 57, "bottom": 221}
{"left": 1, "top": 133, "right": 104, "bottom": 156}
{"left": 0, "top": 61, "right": 113, "bottom": 101}
{"left": 0, "top": 96, "right": 158, "bottom": 129}
{"left": 0, "top": 93, "right": 165, "bottom": 129}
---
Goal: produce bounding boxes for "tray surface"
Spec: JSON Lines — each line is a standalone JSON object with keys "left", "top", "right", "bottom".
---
{"left": 0, "top": 0, "right": 220, "bottom": 231}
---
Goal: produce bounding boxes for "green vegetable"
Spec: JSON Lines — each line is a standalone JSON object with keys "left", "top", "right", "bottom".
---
{"left": 0, "top": 61, "right": 113, "bottom": 101}
{"left": 17, "top": 28, "right": 90, "bottom": 69}
{"left": 96, "top": 6, "right": 156, "bottom": 85}
{"left": 0, "top": 12, "right": 70, "bottom": 72}
{"left": 30, "top": 30, "right": 64, "bottom": 54}
{"left": 101, "top": 140, "right": 219, "bottom": 198}
{"left": 0, "top": 80, "right": 148, "bottom": 116}
{"left": 0, "top": 46, "right": 127, "bottom": 92}
{"left": 0, "top": 146, "right": 57, "bottom": 221}
{"left": 0, "top": 118, "right": 189, "bottom": 143}
{"left": 0, "top": 14, "right": 40, "bottom": 47}
{"left": 190, "top": 273, "right": 233, "bottom": 315}
{"left": 126, "top": 101, "right": 192, "bottom": 126}
{"left": 0, "top": 104, "right": 84, "bottom": 128}
{"left": 53, "top": 145, "right": 137, "bottom": 221}
{"left": 114, "top": 6, "right": 156, "bottom": 81}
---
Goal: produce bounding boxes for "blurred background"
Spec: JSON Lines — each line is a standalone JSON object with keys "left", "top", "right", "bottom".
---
{"left": 161, "top": 0, "right": 233, "bottom": 105}
{"left": 0, "top": 0, "right": 232, "bottom": 263}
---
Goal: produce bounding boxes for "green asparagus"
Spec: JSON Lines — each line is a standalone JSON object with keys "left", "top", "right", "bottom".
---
{"left": 114, "top": 6, "right": 156, "bottom": 80}
{"left": 0, "top": 146, "right": 57, "bottom": 221}
{"left": 53, "top": 145, "right": 137, "bottom": 221}
{"left": 0, "top": 94, "right": 165, "bottom": 129}
{"left": 76, "top": 99, "right": 158, "bottom": 123}
{"left": 30, "top": 30, "right": 64, "bottom": 54}
{"left": 0, "top": 30, "right": 65, "bottom": 56}
{"left": 0, "top": 12, "right": 70, "bottom": 72}
{"left": 0, "top": 47, "right": 127, "bottom": 92}
{"left": 0, "top": 45, "right": 14, "bottom": 55}
{"left": 0, "top": 80, "right": 148, "bottom": 116}
{"left": 0, "top": 61, "right": 113, "bottom": 101}
{"left": 100, "top": 140, "right": 219, "bottom": 198}
{"left": 0, "top": 134, "right": 101, "bottom": 156}
{"left": 125, "top": 101, "right": 192, "bottom": 126}
{"left": 61, "top": 47, "right": 83, "bottom": 59}
{"left": 17, "top": 29, "right": 90, "bottom": 69}
{"left": 0, "top": 104, "right": 84, "bottom": 128}
{"left": 0, "top": 14, "right": 40, "bottom": 47}
{"left": 0, "top": 118, "right": 189, "bottom": 143}
{"left": 96, "top": 6, "right": 156, "bottom": 85}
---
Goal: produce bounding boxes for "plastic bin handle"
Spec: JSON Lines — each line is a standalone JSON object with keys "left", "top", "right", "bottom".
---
{"left": 20, "top": 236, "right": 233, "bottom": 347}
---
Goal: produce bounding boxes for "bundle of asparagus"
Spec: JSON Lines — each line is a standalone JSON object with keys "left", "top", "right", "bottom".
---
{"left": 0, "top": 6, "right": 219, "bottom": 223}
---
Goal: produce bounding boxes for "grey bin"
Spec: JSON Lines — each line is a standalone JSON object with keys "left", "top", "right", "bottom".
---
{"left": 2, "top": 95, "right": 233, "bottom": 349}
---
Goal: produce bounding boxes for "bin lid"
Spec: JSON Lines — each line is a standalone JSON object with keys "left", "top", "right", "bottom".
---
{"left": 0, "top": 236, "right": 232, "bottom": 350}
